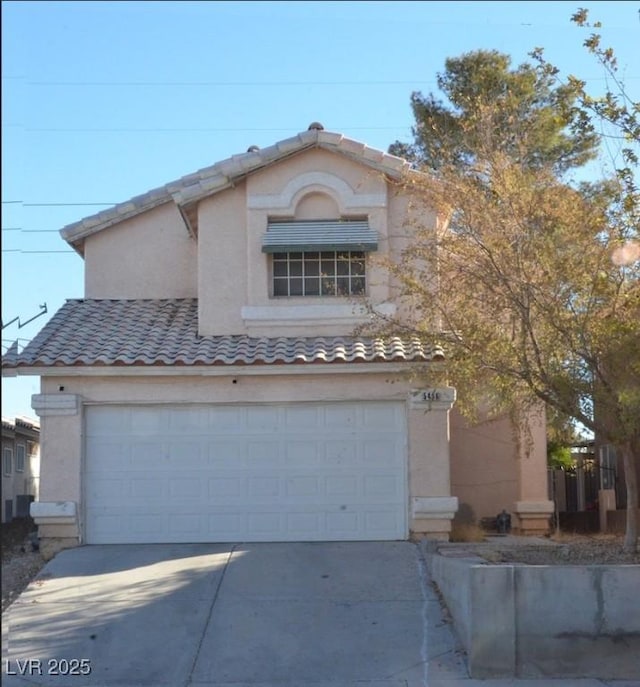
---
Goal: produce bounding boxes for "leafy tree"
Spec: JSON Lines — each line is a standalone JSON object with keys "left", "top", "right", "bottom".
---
{"left": 389, "top": 49, "right": 599, "bottom": 175}
{"left": 547, "top": 441, "right": 574, "bottom": 471}
{"left": 381, "top": 24, "right": 639, "bottom": 551}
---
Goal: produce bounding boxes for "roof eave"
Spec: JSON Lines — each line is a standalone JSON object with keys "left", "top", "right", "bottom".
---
{"left": 2, "top": 360, "right": 431, "bottom": 378}
{"left": 57, "top": 129, "right": 418, "bottom": 247}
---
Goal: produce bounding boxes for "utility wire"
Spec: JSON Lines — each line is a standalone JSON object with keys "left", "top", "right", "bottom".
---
{"left": 1, "top": 249, "right": 75, "bottom": 254}
{"left": 19, "top": 75, "right": 640, "bottom": 87}
{"left": 25, "top": 126, "right": 412, "bottom": 133}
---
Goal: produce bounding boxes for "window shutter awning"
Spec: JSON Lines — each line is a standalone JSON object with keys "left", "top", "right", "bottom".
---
{"left": 262, "top": 220, "right": 378, "bottom": 253}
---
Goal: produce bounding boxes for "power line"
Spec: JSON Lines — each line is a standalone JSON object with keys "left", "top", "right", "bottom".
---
{"left": 26, "top": 126, "right": 411, "bottom": 133}
{"left": 27, "top": 79, "right": 437, "bottom": 87}
{"left": 1, "top": 249, "right": 75, "bottom": 254}
{"left": 24, "top": 202, "right": 119, "bottom": 207}
{"left": 2, "top": 201, "right": 118, "bottom": 206}
{"left": 21, "top": 76, "right": 640, "bottom": 87}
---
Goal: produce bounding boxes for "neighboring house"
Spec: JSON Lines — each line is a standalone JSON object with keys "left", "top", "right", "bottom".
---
{"left": 1, "top": 417, "right": 40, "bottom": 523}
{"left": 1, "top": 124, "right": 552, "bottom": 557}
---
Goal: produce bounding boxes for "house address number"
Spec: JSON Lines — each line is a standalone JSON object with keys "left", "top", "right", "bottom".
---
{"left": 410, "top": 387, "right": 456, "bottom": 408}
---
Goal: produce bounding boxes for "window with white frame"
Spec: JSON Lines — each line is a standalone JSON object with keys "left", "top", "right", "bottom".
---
{"left": 3, "top": 448, "right": 13, "bottom": 477}
{"left": 16, "top": 444, "right": 25, "bottom": 473}
{"left": 272, "top": 251, "right": 366, "bottom": 297}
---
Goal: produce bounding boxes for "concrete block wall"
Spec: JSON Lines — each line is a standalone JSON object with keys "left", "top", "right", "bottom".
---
{"left": 427, "top": 548, "right": 640, "bottom": 679}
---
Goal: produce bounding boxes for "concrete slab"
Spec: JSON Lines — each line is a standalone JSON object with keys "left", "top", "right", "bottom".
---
{"left": 2, "top": 541, "right": 629, "bottom": 687}
{"left": 192, "top": 598, "right": 423, "bottom": 683}
{"left": 222, "top": 541, "right": 423, "bottom": 601}
{"left": 18, "top": 544, "right": 233, "bottom": 604}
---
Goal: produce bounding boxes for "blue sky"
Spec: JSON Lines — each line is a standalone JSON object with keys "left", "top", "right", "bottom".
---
{"left": 2, "top": 0, "right": 638, "bottom": 419}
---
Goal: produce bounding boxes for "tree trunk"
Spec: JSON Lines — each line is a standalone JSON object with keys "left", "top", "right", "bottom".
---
{"left": 620, "top": 444, "right": 639, "bottom": 554}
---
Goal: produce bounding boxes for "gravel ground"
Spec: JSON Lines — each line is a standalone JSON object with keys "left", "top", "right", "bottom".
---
{"left": 451, "top": 533, "right": 640, "bottom": 565}
{"left": 1, "top": 519, "right": 46, "bottom": 614}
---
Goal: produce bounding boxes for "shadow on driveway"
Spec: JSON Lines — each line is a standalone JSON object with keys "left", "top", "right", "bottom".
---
{"left": 3, "top": 541, "right": 456, "bottom": 686}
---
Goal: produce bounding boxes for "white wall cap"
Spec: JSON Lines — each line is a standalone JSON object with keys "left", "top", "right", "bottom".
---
{"left": 31, "top": 393, "right": 80, "bottom": 416}
{"left": 412, "top": 496, "right": 459, "bottom": 518}
{"left": 242, "top": 303, "right": 396, "bottom": 323}
{"left": 515, "top": 500, "right": 555, "bottom": 514}
{"left": 31, "top": 502, "right": 77, "bottom": 528}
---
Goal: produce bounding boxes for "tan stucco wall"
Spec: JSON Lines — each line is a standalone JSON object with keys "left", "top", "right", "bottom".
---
{"left": 38, "top": 371, "right": 456, "bottom": 541}
{"left": 198, "top": 184, "right": 248, "bottom": 334}
{"left": 37, "top": 414, "right": 82, "bottom": 504}
{"left": 450, "top": 406, "right": 552, "bottom": 531}
{"left": 84, "top": 202, "right": 197, "bottom": 299}
{"left": 450, "top": 410, "right": 520, "bottom": 523}
{"left": 79, "top": 148, "right": 439, "bottom": 337}
{"left": 194, "top": 148, "right": 438, "bottom": 337}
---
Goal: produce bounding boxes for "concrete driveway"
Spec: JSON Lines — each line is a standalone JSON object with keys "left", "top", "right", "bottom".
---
{"left": 2, "top": 541, "right": 465, "bottom": 687}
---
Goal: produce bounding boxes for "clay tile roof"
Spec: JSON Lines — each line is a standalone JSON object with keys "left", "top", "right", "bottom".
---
{"left": 1, "top": 299, "right": 443, "bottom": 370}
{"left": 59, "top": 128, "right": 414, "bottom": 253}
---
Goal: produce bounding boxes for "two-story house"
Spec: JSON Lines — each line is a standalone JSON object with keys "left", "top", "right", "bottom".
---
{"left": 1, "top": 416, "right": 40, "bottom": 523}
{"left": 2, "top": 124, "right": 553, "bottom": 558}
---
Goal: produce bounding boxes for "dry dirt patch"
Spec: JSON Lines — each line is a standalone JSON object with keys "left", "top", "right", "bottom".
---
{"left": 2, "top": 518, "right": 45, "bottom": 613}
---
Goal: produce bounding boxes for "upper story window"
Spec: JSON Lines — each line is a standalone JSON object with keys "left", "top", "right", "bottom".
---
{"left": 273, "top": 251, "right": 366, "bottom": 297}
{"left": 16, "top": 444, "right": 25, "bottom": 473}
{"left": 263, "top": 219, "right": 377, "bottom": 299}
{"left": 3, "top": 448, "right": 12, "bottom": 477}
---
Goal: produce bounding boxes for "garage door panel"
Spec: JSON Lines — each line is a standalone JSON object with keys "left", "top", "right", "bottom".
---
{"left": 246, "top": 440, "right": 280, "bottom": 465}
{"left": 134, "top": 441, "right": 166, "bottom": 468}
{"left": 89, "top": 441, "right": 130, "bottom": 471}
{"left": 325, "top": 475, "right": 358, "bottom": 497}
{"left": 285, "top": 405, "right": 320, "bottom": 428}
{"left": 208, "top": 441, "right": 243, "bottom": 467}
{"left": 364, "top": 474, "right": 402, "bottom": 497}
{"left": 246, "top": 407, "right": 280, "bottom": 431}
{"left": 208, "top": 406, "right": 245, "bottom": 430}
{"left": 285, "top": 441, "right": 320, "bottom": 466}
{"left": 248, "top": 475, "right": 281, "bottom": 498}
{"left": 132, "top": 408, "right": 169, "bottom": 435}
{"left": 85, "top": 402, "right": 407, "bottom": 543}
{"left": 325, "top": 404, "right": 358, "bottom": 428}
{"left": 130, "top": 478, "right": 166, "bottom": 499}
{"left": 325, "top": 440, "right": 357, "bottom": 465}
{"left": 86, "top": 407, "right": 130, "bottom": 435}
{"left": 208, "top": 477, "right": 244, "bottom": 498}
{"left": 169, "top": 407, "right": 209, "bottom": 431}
{"left": 208, "top": 513, "right": 244, "bottom": 537}
{"left": 363, "top": 403, "right": 402, "bottom": 429}
{"left": 362, "top": 439, "right": 402, "bottom": 466}
{"left": 170, "top": 513, "right": 202, "bottom": 535}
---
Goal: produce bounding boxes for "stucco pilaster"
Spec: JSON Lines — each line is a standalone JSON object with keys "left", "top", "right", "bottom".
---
{"left": 30, "top": 393, "right": 83, "bottom": 552}
{"left": 513, "top": 403, "right": 554, "bottom": 534}
{"left": 407, "top": 387, "right": 458, "bottom": 538}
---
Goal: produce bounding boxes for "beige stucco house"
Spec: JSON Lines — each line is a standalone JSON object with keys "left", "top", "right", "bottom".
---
{"left": 1, "top": 416, "right": 40, "bottom": 523}
{"left": 2, "top": 124, "right": 553, "bottom": 557}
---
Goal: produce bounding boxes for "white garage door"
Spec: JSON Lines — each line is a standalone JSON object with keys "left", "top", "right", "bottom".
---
{"left": 84, "top": 402, "right": 407, "bottom": 543}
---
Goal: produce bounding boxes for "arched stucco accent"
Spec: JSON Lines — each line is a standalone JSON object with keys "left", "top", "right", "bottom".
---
{"left": 293, "top": 191, "right": 340, "bottom": 220}
{"left": 247, "top": 171, "right": 387, "bottom": 212}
